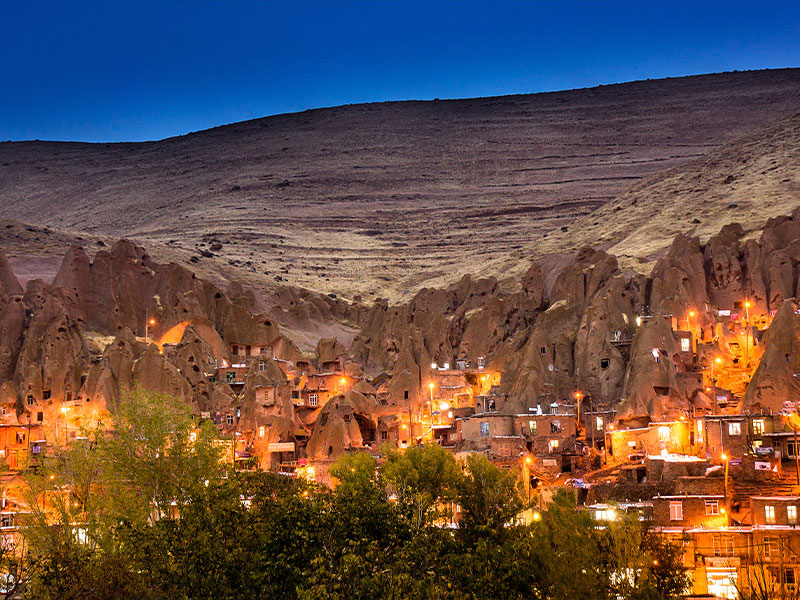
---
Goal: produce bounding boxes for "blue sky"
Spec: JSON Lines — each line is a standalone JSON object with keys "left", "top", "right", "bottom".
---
{"left": 2, "top": 0, "right": 799, "bottom": 142}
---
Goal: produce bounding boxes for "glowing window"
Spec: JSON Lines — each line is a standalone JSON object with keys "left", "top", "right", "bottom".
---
{"left": 765, "top": 505, "right": 776, "bottom": 524}
{"left": 752, "top": 419, "right": 765, "bottom": 435}
{"left": 680, "top": 338, "right": 690, "bottom": 352}
{"left": 658, "top": 426, "right": 670, "bottom": 442}
{"left": 705, "top": 500, "right": 720, "bottom": 516}
{"left": 308, "top": 394, "right": 318, "bottom": 407}
{"left": 669, "top": 501, "right": 683, "bottom": 521}
{"left": 729, "top": 422, "right": 742, "bottom": 436}
{"left": 548, "top": 439, "right": 559, "bottom": 453}
{"left": 480, "top": 422, "right": 490, "bottom": 437}
{"left": 789, "top": 506, "right": 798, "bottom": 524}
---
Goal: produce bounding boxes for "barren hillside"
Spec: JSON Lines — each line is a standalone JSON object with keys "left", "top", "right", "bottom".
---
{"left": 1, "top": 69, "right": 800, "bottom": 300}
{"left": 550, "top": 110, "right": 800, "bottom": 273}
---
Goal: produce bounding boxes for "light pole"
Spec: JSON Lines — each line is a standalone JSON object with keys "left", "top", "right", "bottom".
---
{"left": 523, "top": 455, "right": 532, "bottom": 504}
{"left": 145, "top": 316, "right": 156, "bottom": 343}
{"left": 686, "top": 309, "right": 696, "bottom": 332}
{"left": 428, "top": 382, "right": 435, "bottom": 431}
{"left": 744, "top": 299, "right": 752, "bottom": 369}
{"left": 60, "top": 406, "right": 70, "bottom": 446}
{"left": 721, "top": 452, "right": 729, "bottom": 509}
{"left": 574, "top": 391, "right": 583, "bottom": 437}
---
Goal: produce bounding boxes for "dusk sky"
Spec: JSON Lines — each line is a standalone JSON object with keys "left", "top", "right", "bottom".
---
{"left": 2, "top": 0, "right": 799, "bottom": 142}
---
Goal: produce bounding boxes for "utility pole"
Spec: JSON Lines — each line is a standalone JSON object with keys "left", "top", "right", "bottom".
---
{"left": 794, "top": 425, "right": 799, "bottom": 486}
{"left": 779, "top": 536, "right": 786, "bottom": 600}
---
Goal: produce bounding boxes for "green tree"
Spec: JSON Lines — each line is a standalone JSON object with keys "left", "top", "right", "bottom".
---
{"left": 380, "top": 442, "right": 461, "bottom": 527}
{"left": 456, "top": 453, "right": 523, "bottom": 541}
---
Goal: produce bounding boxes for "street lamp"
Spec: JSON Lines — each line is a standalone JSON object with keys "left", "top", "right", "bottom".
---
{"left": 427, "top": 382, "right": 435, "bottom": 434}
{"left": 60, "top": 406, "right": 70, "bottom": 446}
{"left": 574, "top": 391, "right": 583, "bottom": 435}
{"left": 145, "top": 317, "right": 156, "bottom": 343}
{"left": 744, "top": 299, "right": 752, "bottom": 368}
{"left": 686, "top": 309, "right": 696, "bottom": 331}
{"left": 721, "top": 452, "right": 729, "bottom": 508}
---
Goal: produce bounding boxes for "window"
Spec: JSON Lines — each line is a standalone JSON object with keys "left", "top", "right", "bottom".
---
{"left": 528, "top": 420, "right": 537, "bottom": 435}
{"left": 705, "top": 500, "right": 720, "bottom": 515}
{"left": 42, "top": 389, "right": 51, "bottom": 400}
{"left": 0, "top": 515, "right": 13, "bottom": 528}
{"left": 786, "top": 568, "right": 796, "bottom": 588}
{"left": 680, "top": 338, "right": 691, "bottom": 352}
{"left": 600, "top": 358, "right": 609, "bottom": 369}
{"left": 789, "top": 506, "right": 797, "bottom": 524}
{"left": 308, "top": 394, "right": 319, "bottom": 407}
{"left": 696, "top": 419, "right": 704, "bottom": 443}
{"left": 669, "top": 501, "right": 683, "bottom": 521}
{"left": 540, "top": 346, "right": 547, "bottom": 354}
{"left": 26, "top": 396, "right": 33, "bottom": 407}
{"left": 764, "top": 537, "right": 778, "bottom": 559}
{"left": 226, "top": 415, "right": 234, "bottom": 426}
{"left": 658, "top": 426, "right": 670, "bottom": 442}
{"left": 765, "top": 505, "right": 776, "bottom": 524}
{"left": 713, "top": 535, "right": 734, "bottom": 557}
{"left": 258, "top": 426, "right": 265, "bottom": 438}
{"left": 226, "top": 371, "right": 235, "bottom": 384}
{"left": 403, "top": 390, "right": 409, "bottom": 400}
{"left": 480, "top": 422, "right": 490, "bottom": 437}
{"left": 596, "top": 416, "right": 604, "bottom": 431}
{"left": 548, "top": 439, "right": 559, "bottom": 453}
{"left": 753, "top": 419, "right": 765, "bottom": 435}
{"left": 37, "top": 412, "right": 43, "bottom": 422}
{"left": 550, "top": 420, "right": 562, "bottom": 433}
{"left": 231, "top": 345, "right": 238, "bottom": 355}
{"left": 728, "top": 422, "right": 742, "bottom": 436}
{"left": 259, "top": 362, "right": 266, "bottom": 372}
{"left": 15, "top": 433, "right": 24, "bottom": 444}
{"left": 381, "top": 431, "right": 389, "bottom": 441}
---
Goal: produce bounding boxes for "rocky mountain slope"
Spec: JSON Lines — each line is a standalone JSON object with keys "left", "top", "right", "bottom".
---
{"left": 2, "top": 69, "right": 800, "bottom": 301}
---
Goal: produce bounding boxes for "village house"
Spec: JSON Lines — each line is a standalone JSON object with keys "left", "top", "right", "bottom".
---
{"left": 609, "top": 419, "right": 702, "bottom": 460}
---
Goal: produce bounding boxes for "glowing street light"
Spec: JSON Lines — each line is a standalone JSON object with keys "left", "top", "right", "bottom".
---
{"left": 145, "top": 316, "right": 156, "bottom": 343}
{"left": 686, "top": 309, "right": 696, "bottom": 331}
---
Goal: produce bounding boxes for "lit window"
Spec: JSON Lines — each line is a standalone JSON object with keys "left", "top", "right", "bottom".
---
{"left": 765, "top": 505, "right": 776, "bottom": 524}
{"left": 680, "top": 338, "right": 690, "bottom": 352}
{"left": 729, "top": 422, "right": 742, "bottom": 436}
{"left": 226, "top": 415, "right": 234, "bottom": 426}
{"left": 753, "top": 419, "right": 765, "bottom": 435}
{"left": 550, "top": 420, "right": 562, "bottom": 433}
{"left": 596, "top": 417, "right": 604, "bottom": 431}
{"left": 548, "top": 439, "right": 559, "bottom": 453}
{"left": 696, "top": 419, "right": 704, "bottom": 443}
{"left": 480, "top": 422, "right": 490, "bottom": 437}
{"left": 528, "top": 420, "right": 537, "bottom": 435}
{"left": 788, "top": 506, "right": 797, "bottom": 524}
{"left": 705, "top": 500, "right": 720, "bottom": 516}
{"left": 658, "top": 426, "right": 670, "bottom": 442}
{"left": 308, "top": 394, "right": 318, "bottom": 407}
{"left": 258, "top": 426, "right": 265, "bottom": 438}
{"left": 669, "top": 501, "right": 683, "bottom": 521}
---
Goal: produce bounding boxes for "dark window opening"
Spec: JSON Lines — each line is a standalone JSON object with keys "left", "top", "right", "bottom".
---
{"left": 37, "top": 412, "right": 43, "bottom": 422}
{"left": 42, "top": 389, "right": 51, "bottom": 400}
{"left": 600, "top": 358, "right": 610, "bottom": 369}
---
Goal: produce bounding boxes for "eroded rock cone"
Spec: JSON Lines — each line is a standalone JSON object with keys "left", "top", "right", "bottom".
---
{"left": 743, "top": 300, "right": 800, "bottom": 413}
{"left": 0, "top": 250, "right": 23, "bottom": 297}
